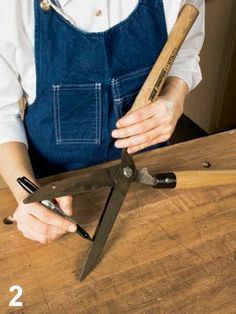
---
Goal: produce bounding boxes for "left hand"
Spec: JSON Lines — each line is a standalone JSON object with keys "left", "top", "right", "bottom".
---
{"left": 112, "top": 77, "right": 189, "bottom": 154}
{"left": 112, "top": 96, "right": 183, "bottom": 154}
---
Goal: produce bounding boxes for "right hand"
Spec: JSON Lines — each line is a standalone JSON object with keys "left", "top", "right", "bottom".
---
{"left": 13, "top": 195, "right": 77, "bottom": 244}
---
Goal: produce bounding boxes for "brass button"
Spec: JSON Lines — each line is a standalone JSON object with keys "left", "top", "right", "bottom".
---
{"left": 40, "top": 0, "right": 51, "bottom": 12}
{"left": 95, "top": 9, "right": 102, "bottom": 17}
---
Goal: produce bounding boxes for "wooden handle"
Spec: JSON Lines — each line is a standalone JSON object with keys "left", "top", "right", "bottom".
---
{"left": 129, "top": 4, "right": 199, "bottom": 113}
{"left": 175, "top": 170, "right": 236, "bottom": 189}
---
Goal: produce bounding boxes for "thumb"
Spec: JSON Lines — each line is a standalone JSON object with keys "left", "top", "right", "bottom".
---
{"left": 55, "top": 195, "right": 73, "bottom": 216}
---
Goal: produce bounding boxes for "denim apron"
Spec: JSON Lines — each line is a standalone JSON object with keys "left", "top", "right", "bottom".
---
{"left": 24, "top": 0, "right": 168, "bottom": 178}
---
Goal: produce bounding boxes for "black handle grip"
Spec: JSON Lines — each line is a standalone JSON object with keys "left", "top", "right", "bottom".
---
{"left": 153, "top": 172, "right": 177, "bottom": 189}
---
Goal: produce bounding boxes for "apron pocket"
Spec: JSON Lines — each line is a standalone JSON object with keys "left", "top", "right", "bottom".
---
{"left": 52, "top": 83, "right": 102, "bottom": 144}
{"left": 111, "top": 65, "right": 152, "bottom": 119}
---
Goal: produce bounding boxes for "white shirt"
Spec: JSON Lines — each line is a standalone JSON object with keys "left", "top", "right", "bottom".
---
{"left": 0, "top": 0, "right": 205, "bottom": 147}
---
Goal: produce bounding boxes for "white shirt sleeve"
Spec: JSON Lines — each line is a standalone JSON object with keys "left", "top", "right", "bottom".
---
{"left": 166, "top": 0, "right": 205, "bottom": 91}
{"left": 0, "top": 1, "right": 28, "bottom": 147}
{"left": 0, "top": 42, "right": 28, "bottom": 147}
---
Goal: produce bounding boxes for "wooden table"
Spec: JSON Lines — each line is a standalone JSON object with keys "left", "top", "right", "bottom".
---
{"left": 0, "top": 130, "right": 236, "bottom": 313}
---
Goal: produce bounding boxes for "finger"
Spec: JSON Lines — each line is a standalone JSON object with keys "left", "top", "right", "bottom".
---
{"left": 116, "top": 102, "right": 157, "bottom": 128}
{"left": 112, "top": 116, "right": 160, "bottom": 139}
{"left": 21, "top": 226, "right": 63, "bottom": 244}
{"left": 21, "top": 230, "right": 35, "bottom": 241}
{"left": 127, "top": 134, "right": 170, "bottom": 154}
{"left": 114, "top": 125, "right": 168, "bottom": 149}
{"left": 55, "top": 195, "right": 73, "bottom": 216}
{"left": 13, "top": 205, "right": 30, "bottom": 222}
{"left": 17, "top": 214, "right": 67, "bottom": 236}
{"left": 28, "top": 205, "right": 77, "bottom": 233}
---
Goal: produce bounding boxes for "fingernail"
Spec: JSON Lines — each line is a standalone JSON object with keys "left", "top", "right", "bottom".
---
{"left": 116, "top": 121, "right": 121, "bottom": 128}
{"left": 114, "top": 141, "right": 121, "bottom": 148}
{"left": 68, "top": 224, "right": 77, "bottom": 233}
{"left": 112, "top": 130, "right": 118, "bottom": 138}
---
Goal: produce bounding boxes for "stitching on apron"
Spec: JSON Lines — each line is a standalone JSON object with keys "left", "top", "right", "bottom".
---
{"left": 52, "top": 83, "right": 102, "bottom": 144}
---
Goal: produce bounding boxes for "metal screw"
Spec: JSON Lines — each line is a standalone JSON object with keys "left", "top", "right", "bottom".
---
{"left": 52, "top": 185, "right": 56, "bottom": 190}
{"left": 123, "top": 167, "right": 133, "bottom": 178}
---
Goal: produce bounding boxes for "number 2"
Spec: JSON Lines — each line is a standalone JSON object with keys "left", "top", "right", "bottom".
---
{"left": 9, "top": 285, "right": 23, "bottom": 307}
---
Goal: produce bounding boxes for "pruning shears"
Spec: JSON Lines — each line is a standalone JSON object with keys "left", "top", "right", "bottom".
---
{"left": 23, "top": 5, "right": 236, "bottom": 280}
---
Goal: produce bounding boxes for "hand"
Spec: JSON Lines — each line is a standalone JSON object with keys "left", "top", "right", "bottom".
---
{"left": 13, "top": 195, "right": 77, "bottom": 244}
{"left": 112, "top": 97, "right": 182, "bottom": 154}
{"left": 112, "top": 77, "right": 188, "bottom": 154}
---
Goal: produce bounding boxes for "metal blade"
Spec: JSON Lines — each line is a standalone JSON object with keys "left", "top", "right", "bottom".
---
{"left": 135, "top": 168, "right": 156, "bottom": 186}
{"left": 79, "top": 151, "right": 136, "bottom": 281}
{"left": 24, "top": 166, "right": 118, "bottom": 204}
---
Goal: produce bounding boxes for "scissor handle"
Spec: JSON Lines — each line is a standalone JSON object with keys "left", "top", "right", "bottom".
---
{"left": 153, "top": 170, "right": 236, "bottom": 189}
{"left": 129, "top": 4, "right": 199, "bottom": 114}
{"left": 175, "top": 170, "right": 236, "bottom": 189}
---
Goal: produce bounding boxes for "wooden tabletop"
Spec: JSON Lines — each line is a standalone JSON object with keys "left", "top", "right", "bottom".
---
{"left": 0, "top": 130, "right": 236, "bottom": 313}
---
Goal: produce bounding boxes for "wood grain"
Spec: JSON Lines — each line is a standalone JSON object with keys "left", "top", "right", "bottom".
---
{"left": 175, "top": 170, "right": 236, "bottom": 189}
{"left": 0, "top": 130, "right": 235, "bottom": 313}
{"left": 0, "top": 177, "right": 6, "bottom": 190}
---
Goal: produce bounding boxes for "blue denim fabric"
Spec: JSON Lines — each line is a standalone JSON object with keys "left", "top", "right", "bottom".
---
{"left": 24, "top": 0, "right": 168, "bottom": 178}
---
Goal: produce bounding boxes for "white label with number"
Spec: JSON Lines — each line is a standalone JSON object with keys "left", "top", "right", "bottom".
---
{"left": 9, "top": 285, "right": 23, "bottom": 307}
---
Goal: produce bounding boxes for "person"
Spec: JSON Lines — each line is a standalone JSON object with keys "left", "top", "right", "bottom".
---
{"left": 0, "top": 0, "right": 205, "bottom": 244}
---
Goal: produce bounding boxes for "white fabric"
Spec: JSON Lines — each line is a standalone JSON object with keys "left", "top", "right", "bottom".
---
{"left": 0, "top": 0, "right": 205, "bottom": 146}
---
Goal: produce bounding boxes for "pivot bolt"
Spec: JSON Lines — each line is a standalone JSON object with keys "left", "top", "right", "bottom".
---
{"left": 123, "top": 167, "right": 133, "bottom": 178}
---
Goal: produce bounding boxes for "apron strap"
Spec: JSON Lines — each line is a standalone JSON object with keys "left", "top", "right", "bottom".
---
{"left": 40, "top": 0, "right": 77, "bottom": 27}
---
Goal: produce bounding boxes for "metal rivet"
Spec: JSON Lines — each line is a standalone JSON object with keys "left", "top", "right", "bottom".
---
{"left": 52, "top": 185, "right": 56, "bottom": 190}
{"left": 123, "top": 167, "right": 133, "bottom": 178}
{"left": 40, "top": 0, "right": 51, "bottom": 12}
{"left": 202, "top": 161, "right": 211, "bottom": 168}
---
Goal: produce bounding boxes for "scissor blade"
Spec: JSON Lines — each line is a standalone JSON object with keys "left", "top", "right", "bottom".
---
{"left": 135, "top": 168, "right": 156, "bottom": 186}
{"left": 24, "top": 166, "right": 118, "bottom": 204}
{"left": 79, "top": 151, "right": 136, "bottom": 281}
